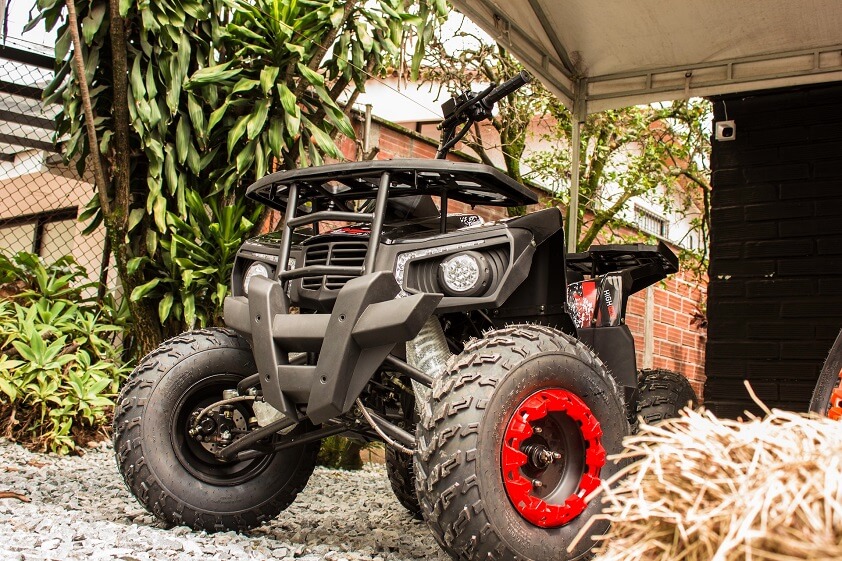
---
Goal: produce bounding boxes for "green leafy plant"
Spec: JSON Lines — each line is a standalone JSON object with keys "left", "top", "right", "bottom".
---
{"left": 30, "top": 0, "right": 444, "bottom": 356}
{"left": 317, "top": 436, "right": 383, "bottom": 470}
{"left": 0, "top": 252, "right": 130, "bottom": 454}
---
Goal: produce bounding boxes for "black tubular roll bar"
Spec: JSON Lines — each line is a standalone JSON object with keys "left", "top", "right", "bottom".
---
{"left": 272, "top": 171, "right": 392, "bottom": 285}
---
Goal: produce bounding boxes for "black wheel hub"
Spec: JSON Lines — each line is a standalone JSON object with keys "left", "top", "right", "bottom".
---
{"left": 171, "top": 374, "right": 273, "bottom": 486}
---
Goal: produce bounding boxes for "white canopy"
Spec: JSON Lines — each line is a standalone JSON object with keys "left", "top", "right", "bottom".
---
{"left": 449, "top": 0, "right": 842, "bottom": 250}
{"left": 449, "top": 0, "right": 842, "bottom": 114}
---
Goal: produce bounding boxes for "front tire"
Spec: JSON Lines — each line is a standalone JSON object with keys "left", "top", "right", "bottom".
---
{"left": 415, "top": 325, "right": 629, "bottom": 561}
{"left": 113, "top": 328, "right": 319, "bottom": 532}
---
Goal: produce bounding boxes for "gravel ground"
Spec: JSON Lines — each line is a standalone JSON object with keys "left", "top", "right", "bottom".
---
{"left": 0, "top": 439, "right": 448, "bottom": 561}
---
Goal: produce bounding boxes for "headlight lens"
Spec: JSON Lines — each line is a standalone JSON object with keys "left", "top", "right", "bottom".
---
{"left": 243, "top": 262, "right": 270, "bottom": 295}
{"left": 438, "top": 251, "right": 490, "bottom": 296}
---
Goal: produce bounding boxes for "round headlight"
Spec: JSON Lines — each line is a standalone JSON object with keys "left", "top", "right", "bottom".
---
{"left": 438, "top": 251, "right": 491, "bottom": 297}
{"left": 243, "top": 261, "right": 270, "bottom": 295}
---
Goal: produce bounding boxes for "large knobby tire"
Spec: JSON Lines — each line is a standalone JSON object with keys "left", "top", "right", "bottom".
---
{"left": 386, "top": 387, "right": 422, "bottom": 519}
{"left": 385, "top": 445, "right": 422, "bottom": 519}
{"left": 415, "top": 325, "right": 630, "bottom": 561}
{"left": 635, "top": 369, "right": 698, "bottom": 428}
{"left": 113, "top": 328, "right": 319, "bottom": 532}
{"left": 809, "top": 330, "right": 842, "bottom": 419}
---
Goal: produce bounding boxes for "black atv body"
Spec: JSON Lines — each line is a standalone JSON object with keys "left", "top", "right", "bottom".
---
{"left": 114, "top": 71, "right": 689, "bottom": 561}
{"left": 226, "top": 158, "right": 678, "bottom": 423}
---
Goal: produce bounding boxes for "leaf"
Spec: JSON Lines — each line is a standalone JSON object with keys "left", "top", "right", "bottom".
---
{"left": 130, "top": 278, "right": 161, "bottom": 302}
{"left": 119, "top": 0, "right": 132, "bottom": 17}
{"left": 330, "top": 7, "right": 345, "bottom": 27}
{"left": 305, "top": 119, "right": 342, "bottom": 159}
{"left": 207, "top": 101, "right": 229, "bottom": 134}
{"left": 296, "top": 63, "right": 325, "bottom": 88}
{"left": 81, "top": 4, "right": 107, "bottom": 45}
{"left": 176, "top": 117, "right": 190, "bottom": 164}
{"left": 277, "top": 83, "right": 297, "bottom": 114}
{"left": 227, "top": 114, "right": 251, "bottom": 157}
{"left": 324, "top": 105, "right": 356, "bottom": 140}
{"left": 235, "top": 141, "right": 256, "bottom": 174}
{"left": 130, "top": 56, "right": 146, "bottom": 100}
{"left": 187, "top": 95, "right": 205, "bottom": 140}
{"left": 188, "top": 63, "right": 240, "bottom": 86}
{"left": 127, "top": 208, "right": 145, "bottom": 233}
{"left": 158, "top": 293, "right": 174, "bottom": 322}
{"left": 267, "top": 116, "right": 285, "bottom": 156}
{"left": 99, "top": 130, "right": 113, "bottom": 154}
{"left": 183, "top": 293, "right": 196, "bottom": 327}
{"left": 259, "top": 67, "right": 279, "bottom": 95}
{"left": 230, "top": 78, "right": 260, "bottom": 95}
{"left": 126, "top": 256, "right": 146, "bottom": 275}
{"left": 247, "top": 99, "right": 270, "bottom": 140}
{"left": 152, "top": 195, "right": 168, "bottom": 232}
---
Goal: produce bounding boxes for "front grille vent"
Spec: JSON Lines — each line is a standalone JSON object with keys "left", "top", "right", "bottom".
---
{"left": 300, "top": 240, "right": 368, "bottom": 290}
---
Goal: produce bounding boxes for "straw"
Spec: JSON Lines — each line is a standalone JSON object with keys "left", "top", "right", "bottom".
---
{"left": 579, "top": 406, "right": 842, "bottom": 561}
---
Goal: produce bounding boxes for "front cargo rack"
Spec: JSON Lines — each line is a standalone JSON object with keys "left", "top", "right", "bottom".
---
{"left": 244, "top": 159, "right": 540, "bottom": 286}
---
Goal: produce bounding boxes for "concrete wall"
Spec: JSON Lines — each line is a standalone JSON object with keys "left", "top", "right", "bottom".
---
{"left": 707, "top": 83, "right": 842, "bottom": 416}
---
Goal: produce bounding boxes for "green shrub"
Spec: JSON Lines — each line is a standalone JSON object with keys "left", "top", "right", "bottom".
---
{"left": 0, "top": 252, "right": 130, "bottom": 454}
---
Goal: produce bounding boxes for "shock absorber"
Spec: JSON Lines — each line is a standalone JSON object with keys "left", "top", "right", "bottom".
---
{"left": 405, "top": 316, "right": 453, "bottom": 407}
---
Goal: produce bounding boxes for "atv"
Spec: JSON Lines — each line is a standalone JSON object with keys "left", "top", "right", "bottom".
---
{"left": 114, "top": 71, "right": 696, "bottom": 561}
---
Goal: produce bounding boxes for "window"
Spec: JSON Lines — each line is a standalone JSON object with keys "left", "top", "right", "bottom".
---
{"left": 635, "top": 205, "right": 669, "bottom": 238}
{"left": 0, "top": 207, "right": 78, "bottom": 262}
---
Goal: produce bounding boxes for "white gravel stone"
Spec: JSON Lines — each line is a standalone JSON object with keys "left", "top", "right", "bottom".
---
{"left": 0, "top": 438, "right": 447, "bottom": 561}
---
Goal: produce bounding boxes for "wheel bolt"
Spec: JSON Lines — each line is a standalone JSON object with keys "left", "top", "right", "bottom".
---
{"left": 552, "top": 452, "right": 562, "bottom": 461}
{"left": 533, "top": 427, "right": 542, "bottom": 434}
{"left": 532, "top": 479, "right": 543, "bottom": 488}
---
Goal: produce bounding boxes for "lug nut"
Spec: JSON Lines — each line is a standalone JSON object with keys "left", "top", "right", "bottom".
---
{"left": 532, "top": 479, "right": 543, "bottom": 488}
{"left": 533, "top": 427, "right": 542, "bottom": 434}
{"left": 552, "top": 452, "right": 562, "bottom": 460}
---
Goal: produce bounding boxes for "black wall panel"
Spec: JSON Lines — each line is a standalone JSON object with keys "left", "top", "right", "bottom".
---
{"left": 707, "top": 83, "right": 842, "bottom": 417}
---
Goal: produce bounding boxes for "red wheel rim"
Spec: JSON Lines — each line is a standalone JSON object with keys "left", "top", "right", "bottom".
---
{"left": 501, "top": 388, "right": 606, "bottom": 528}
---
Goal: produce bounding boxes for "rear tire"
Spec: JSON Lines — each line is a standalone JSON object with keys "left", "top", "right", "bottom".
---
{"left": 385, "top": 386, "right": 422, "bottom": 519}
{"left": 113, "top": 328, "right": 319, "bottom": 532}
{"left": 385, "top": 445, "right": 422, "bottom": 519}
{"left": 635, "top": 369, "right": 698, "bottom": 429}
{"left": 415, "top": 325, "right": 629, "bottom": 561}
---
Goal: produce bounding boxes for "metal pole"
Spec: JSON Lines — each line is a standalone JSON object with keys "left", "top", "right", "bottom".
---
{"left": 567, "top": 79, "right": 586, "bottom": 253}
{"left": 567, "top": 119, "right": 581, "bottom": 253}
{"left": 363, "top": 104, "right": 373, "bottom": 155}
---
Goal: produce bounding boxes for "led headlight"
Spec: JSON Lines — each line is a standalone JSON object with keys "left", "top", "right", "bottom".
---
{"left": 438, "top": 251, "right": 491, "bottom": 297}
{"left": 243, "top": 261, "right": 270, "bottom": 295}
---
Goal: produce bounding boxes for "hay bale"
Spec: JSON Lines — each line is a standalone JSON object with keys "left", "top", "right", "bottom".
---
{"left": 581, "top": 407, "right": 842, "bottom": 561}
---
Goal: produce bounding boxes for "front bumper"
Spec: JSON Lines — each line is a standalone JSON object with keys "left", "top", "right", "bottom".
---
{"left": 223, "top": 272, "right": 440, "bottom": 424}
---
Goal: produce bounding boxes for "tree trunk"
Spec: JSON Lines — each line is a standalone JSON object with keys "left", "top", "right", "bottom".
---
{"left": 107, "top": 0, "right": 162, "bottom": 355}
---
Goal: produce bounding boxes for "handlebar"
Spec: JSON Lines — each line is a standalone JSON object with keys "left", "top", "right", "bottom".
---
{"left": 435, "top": 70, "right": 532, "bottom": 159}
{"left": 481, "top": 70, "right": 532, "bottom": 109}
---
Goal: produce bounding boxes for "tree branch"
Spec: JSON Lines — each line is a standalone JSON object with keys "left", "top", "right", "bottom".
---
{"left": 65, "top": 0, "right": 110, "bottom": 216}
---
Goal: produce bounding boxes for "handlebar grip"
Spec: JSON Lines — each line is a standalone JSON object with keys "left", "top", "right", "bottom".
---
{"left": 482, "top": 70, "right": 532, "bottom": 108}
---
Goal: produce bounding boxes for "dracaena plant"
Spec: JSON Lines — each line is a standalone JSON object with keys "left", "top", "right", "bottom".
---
{"left": 30, "top": 0, "right": 443, "bottom": 355}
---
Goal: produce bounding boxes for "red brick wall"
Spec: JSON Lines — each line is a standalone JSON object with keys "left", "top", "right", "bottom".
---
{"left": 341, "top": 116, "right": 709, "bottom": 395}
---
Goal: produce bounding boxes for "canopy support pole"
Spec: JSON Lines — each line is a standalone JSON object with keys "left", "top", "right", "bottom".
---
{"left": 567, "top": 79, "right": 586, "bottom": 253}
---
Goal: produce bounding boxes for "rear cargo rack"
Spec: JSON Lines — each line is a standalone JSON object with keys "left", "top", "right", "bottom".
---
{"left": 566, "top": 242, "right": 679, "bottom": 296}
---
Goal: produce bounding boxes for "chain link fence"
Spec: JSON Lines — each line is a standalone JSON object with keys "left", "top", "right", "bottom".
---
{"left": 0, "top": 45, "right": 113, "bottom": 295}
